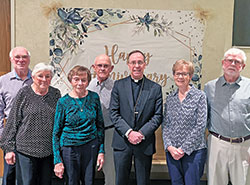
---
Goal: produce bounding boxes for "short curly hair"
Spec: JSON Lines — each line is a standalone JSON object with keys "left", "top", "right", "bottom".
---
{"left": 67, "top": 65, "right": 91, "bottom": 83}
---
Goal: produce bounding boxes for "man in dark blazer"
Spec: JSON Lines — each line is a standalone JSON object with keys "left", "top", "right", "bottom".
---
{"left": 110, "top": 50, "right": 163, "bottom": 185}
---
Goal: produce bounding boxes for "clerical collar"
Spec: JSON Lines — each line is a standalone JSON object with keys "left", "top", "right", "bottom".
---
{"left": 131, "top": 76, "right": 143, "bottom": 83}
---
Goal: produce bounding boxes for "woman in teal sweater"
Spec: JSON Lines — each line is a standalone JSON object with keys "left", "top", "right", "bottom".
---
{"left": 53, "top": 65, "right": 104, "bottom": 185}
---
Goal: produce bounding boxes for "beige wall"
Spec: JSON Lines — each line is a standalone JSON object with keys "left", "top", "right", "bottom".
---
{"left": 13, "top": 0, "right": 250, "bottom": 87}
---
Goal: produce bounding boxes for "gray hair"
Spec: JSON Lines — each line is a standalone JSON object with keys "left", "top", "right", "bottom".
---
{"left": 32, "top": 63, "right": 54, "bottom": 77}
{"left": 223, "top": 48, "right": 247, "bottom": 64}
{"left": 9, "top": 47, "right": 31, "bottom": 58}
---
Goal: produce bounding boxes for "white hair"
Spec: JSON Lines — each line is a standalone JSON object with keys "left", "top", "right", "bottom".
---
{"left": 223, "top": 48, "right": 247, "bottom": 64}
{"left": 9, "top": 47, "right": 31, "bottom": 58}
{"left": 32, "top": 63, "right": 54, "bottom": 77}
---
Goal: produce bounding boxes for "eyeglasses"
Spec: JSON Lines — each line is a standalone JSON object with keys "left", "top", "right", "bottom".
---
{"left": 174, "top": 72, "right": 189, "bottom": 77}
{"left": 13, "top": 55, "right": 29, "bottom": 60}
{"left": 95, "top": 64, "right": 111, "bottom": 69}
{"left": 224, "top": 59, "right": 243, "bottom": 66}
{"left": 72, "top": 77, "right": 88, "bottom": 83}
{"left": 128, "top": 61, "right": 145, "bottom": 66}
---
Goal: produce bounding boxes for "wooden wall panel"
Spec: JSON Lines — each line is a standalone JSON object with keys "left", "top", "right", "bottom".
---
{"left": 0, "top": 0, "right": 11, "bottom": 177}
{"left": 0, "top": 0, "right": 11, "bottom": 76}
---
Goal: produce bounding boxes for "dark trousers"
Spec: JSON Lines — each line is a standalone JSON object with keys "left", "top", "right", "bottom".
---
{"left": 2, "top": 157, "right": 15, "bottom": 185}
{"left": 166, "top": 148, "right": 207, "bottom": 185}
{"left": 113, "top": 147, "right": 152, "bottom": 185}
{"left": 16, "top": 152, "right": 53, "bottom": 185}
{"left": 62, "top": 139, "right": 99, "bottom": 185}
{"left": 2, "top": 152, "right": 22, "bottom": 185}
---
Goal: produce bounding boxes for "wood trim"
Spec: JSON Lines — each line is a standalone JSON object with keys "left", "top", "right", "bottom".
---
{"left": 0, "top": 0, "right": 11, "bottom": 76}
{"left": 0, "top": 0, "right": 11, "bottom": 177}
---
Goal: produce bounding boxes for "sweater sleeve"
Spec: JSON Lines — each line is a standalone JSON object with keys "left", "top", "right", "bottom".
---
{"left": 95, "top": 95, "right": 105, "bottom": 153}
{"left": 0, "top": 89, "right": 24, "bottom": 152}
{"left": 53, "top": 99, "right": 65, "bottom": 164}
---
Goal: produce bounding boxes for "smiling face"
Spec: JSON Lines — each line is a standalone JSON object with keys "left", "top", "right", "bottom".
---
{"left": 70, "top": 72, "right": 89, "bottom": 95}
{"left": 222, "top": 53, "right": 245, "bottom": 82}
{"left": 32, "top": 70, "right": 52, "bottom": 92}
{"left": 92, "top": 54, "right": 113, "bottom": 83}
{"left": 10, "top": 47, "right": 30, "bottom": 73}
{"left": 173, "top": 66, "right": 192, "bottom": 89}
{"left": 128, "top": 52, "right": 146, "bottom": 80}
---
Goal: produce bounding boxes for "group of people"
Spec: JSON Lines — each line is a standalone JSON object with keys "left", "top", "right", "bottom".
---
{"left": 0, "top": 46, "right": 249, "bottom": 185}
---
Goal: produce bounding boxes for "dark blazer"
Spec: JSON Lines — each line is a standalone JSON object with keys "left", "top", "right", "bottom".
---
{"left": 110, "top": 76, "right": 163, "bottom": 155}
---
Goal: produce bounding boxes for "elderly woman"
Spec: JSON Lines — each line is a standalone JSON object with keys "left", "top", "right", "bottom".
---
{"left": 53, "top": 65, "right": 104, "bottom": 185}
{"left": 0, "top": 63, "right": 61, "bottom": 185}
{"left": 162, "top": 60, "right": 207, "bottom": 185}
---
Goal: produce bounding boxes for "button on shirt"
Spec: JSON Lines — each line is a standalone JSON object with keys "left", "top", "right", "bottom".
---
{"left": 204, "top": 76, "right": 250, "bottom": 138}
{"left": 88, "top": 78, "right": 114, "bottom": 127}
{"left": 0, "top": 70, "right": 33, "bottom": 135}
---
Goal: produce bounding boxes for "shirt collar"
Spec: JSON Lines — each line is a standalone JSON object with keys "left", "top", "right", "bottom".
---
{"left": 10, "top": 69, "right": 32, "bottom": 80}
{"left": 173, "top": 84, "right": 195, "bottom": 97}
{"left": 220, "top": 76, "right": 241, "bottom": 86}
{"left": 130, "top": 75, "right": 144, "bottom": 83}
{"left": 96, "top": 77, "right": 112, "bottom": 87}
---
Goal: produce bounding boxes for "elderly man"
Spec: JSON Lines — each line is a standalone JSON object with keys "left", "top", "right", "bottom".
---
{"left": 88, "top": 54, "right": 115, "bottom": 185}
{"left": 110, "top": 50, "right": 163, "bottom": 185}
{"left": 204, "top": 48, "right": 250, "bottom": 185}
{"left": 0, "top": 47, "right": 33, "bottom": 185}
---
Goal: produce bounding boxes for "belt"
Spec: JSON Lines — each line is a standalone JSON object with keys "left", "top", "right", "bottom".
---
{"left": 104, "top": 125, "right": 114, "bottom": 130}
{"left": 210, "top": 131, "right": 250, "bottom": 143}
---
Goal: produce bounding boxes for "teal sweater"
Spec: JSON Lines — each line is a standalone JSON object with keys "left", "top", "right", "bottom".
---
{"left": 53, "top": 91, "right": 104, "bottom": 164}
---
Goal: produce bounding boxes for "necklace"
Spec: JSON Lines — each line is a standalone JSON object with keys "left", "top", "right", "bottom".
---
{"left": 74, "top": 96, "right": 87, "bottom": 112}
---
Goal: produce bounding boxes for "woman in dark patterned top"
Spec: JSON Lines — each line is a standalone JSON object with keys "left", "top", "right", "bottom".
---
{"left": 162, "top": 60, "right": 207, "bottom": 185}
{"left": 0, "top": 63, "right": 61, "bottom": 185}
{"left": 53, "top": 65, "right": 104, "bottom": 185}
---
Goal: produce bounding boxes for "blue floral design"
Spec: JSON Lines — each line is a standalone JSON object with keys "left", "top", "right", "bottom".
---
{"left": 50, "top": 8, "right": 202, "bottom": 93}
{"left": 50, "top": 8, "right": 126, "bottom": 71}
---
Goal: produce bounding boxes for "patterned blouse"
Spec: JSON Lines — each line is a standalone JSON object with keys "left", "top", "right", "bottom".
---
{"left": 53, "top": 90, "right": 104, "bottom": 164}
{"left": 0, "top": 85, "right": 61, "bottom": 158}
{"left": 162, "top": 86, "right": 207, "bottom": 155}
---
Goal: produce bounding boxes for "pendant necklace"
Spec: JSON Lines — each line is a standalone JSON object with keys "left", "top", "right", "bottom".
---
{"left": 74, "top": 96, "right": 87, "bottom": 112}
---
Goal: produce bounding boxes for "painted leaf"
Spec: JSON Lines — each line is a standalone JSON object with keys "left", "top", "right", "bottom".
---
{"left": 53, "top": 57, "right": 62, "bottom": 64}
{"left": 192, "top": 74, "right": 200, "bottom": 82}
{"left": 67, "top": 11, "right": 83, "bottom": 25}
{"left": 96, "top": 9, "right": 103, "bottom": 16}
{"left": 53, "top": 48, "right": 63, "bottom": 56}
{"left": 58, "top": 8, "right": 67, "bottom": 21}
{"left": 49, "top": 39, "right": 55, "bottom": 46}
{"left": 117, "top": 13, "right": 123, "bottom": 18}
{"left": 94, "top": 24, "right": 102, "bottom": 30}
{"left": 98, "top": 20, "right": 107, "bottom": 25}
{"left": 49, "top": 49, "right": 53, "bottom": 56}
{"left": 81, "top": 23, "right": 88, "bottom": 33}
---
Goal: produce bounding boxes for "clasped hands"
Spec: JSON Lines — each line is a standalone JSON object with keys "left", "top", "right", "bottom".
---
{"left": 167, "top": 146, "right": 184, "bottom": 160}
{"left": 128, "top": 130, "right": 144, "bottom": 145}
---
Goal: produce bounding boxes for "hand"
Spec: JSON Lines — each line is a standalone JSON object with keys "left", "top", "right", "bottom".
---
{"left": 128, "top": 131, "right": 144, "bottom": 145}
{"left": 5, "top": 152, "right": 16, "bottom": 165}
{"left": 54, "top": 163, "right": 64, "bottom": 179}
{"left": 96, "top": 153, "right": 104, "bottom": 171}
{"left": 167, "top": 146, "right": 184, "bottom": 160}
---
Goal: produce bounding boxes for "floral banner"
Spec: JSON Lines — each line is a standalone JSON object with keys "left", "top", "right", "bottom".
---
{"left": 49, "top": 8, "right": 205, "bottom": 97}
